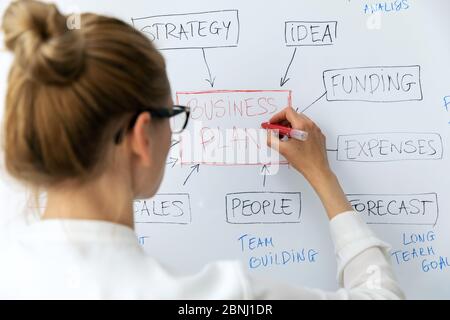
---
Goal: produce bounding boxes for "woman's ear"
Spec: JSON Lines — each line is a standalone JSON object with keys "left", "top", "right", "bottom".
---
{"left": 129, "top": 112, "right": 152, "bottom": 167}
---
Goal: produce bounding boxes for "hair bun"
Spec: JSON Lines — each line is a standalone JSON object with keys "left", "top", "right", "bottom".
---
{"left": 2, "top": 0, "right": 85, "bottom": 85}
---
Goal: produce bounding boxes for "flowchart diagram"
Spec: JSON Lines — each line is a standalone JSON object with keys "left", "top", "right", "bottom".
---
{"left": 130, "top": 9, "right": 443, "bottom": 232}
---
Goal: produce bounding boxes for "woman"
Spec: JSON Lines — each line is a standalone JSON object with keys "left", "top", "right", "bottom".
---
{"left": 0, "top": 0, "right": 403, "bottom": 299}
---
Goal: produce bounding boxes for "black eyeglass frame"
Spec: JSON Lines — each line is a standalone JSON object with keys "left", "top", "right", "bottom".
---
{"left": 114, "top": 105, "right": 190, "bottom": 144}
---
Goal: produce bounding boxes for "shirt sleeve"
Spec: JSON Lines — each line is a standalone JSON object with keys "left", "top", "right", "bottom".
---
{"left": 238, "top": 211, "right": 405, "bottom": 300}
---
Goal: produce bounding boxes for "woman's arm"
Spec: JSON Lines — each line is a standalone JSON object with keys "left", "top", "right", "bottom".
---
{"left": 255, "top": 107, "right": 405, "bottom": 299}
{"left": 267, "top": 107, "right": 352, "bottom": 220}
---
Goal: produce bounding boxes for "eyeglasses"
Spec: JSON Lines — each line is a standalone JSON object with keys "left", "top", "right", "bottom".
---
{"left": 114, "top": 105, "right": 190, "bottom": 144}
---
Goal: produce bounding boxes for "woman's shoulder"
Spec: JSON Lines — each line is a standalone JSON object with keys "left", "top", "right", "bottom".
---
{"left": 136, "top": 257, "right": 250, "bottom": 299}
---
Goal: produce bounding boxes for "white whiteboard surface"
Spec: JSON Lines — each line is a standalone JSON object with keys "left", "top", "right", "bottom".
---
{"left": 1, "top": 0, "right": 449, "bottom": 299}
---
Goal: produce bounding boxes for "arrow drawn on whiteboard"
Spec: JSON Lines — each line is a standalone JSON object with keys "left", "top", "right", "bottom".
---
{"left": 202, "top": 48, "right": 216, "bottom": 87}
{"left": 299, "top": 91, "right": 327, "bottom": 113}
{"left": 166, "top": 157, "right": 179, "bottom": 168}
{"left": 170, "top": 139, "right": 181, "bottom": 149}
{"left": 261, "top": 165, "right": 270, "bottom": 187}
{"left": 280, "top": 47, "right": 297, "bottom": 87}
{"left": 183, "top": 164, "right": 200, "bottom": 186}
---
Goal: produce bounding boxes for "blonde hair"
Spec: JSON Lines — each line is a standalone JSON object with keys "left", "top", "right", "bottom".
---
{"left": 1, "top": 0, "right": 170, "bottom": 187}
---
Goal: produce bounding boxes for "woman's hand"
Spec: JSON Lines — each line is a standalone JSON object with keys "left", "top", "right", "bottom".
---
{"left": 266, "top": 107, "right": 353, "bottom": 219}
{"left": 267, "top": 107, "right": 331, "bottom": 186}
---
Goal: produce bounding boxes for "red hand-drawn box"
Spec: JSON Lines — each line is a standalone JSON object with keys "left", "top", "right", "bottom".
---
{"left": 176, "top": 90, "right": 292, "bottom": 166}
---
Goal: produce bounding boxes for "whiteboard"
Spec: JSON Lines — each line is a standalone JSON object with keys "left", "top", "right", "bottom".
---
{"left": 1, "top": 0, "right": 449, "bottom": 299}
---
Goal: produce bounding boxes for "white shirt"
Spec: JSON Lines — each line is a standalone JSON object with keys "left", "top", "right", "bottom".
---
{"left": 0, "top": 211, "right": 404, "bottom": 299}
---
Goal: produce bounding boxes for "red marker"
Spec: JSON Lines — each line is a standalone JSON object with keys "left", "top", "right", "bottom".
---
{"left": 261, "top": 122, "right": 308, "bottom": 141}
